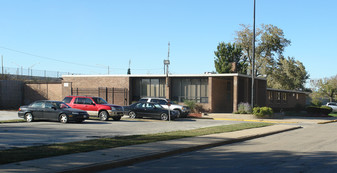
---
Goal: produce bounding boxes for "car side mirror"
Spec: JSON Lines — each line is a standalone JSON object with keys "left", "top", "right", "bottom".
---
{"left": 51, "top": 106, "right": 57, "bottom": 110}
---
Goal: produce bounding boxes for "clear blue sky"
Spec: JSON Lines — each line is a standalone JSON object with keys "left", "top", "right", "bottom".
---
{"left": 0, "top": 0, "right": 336, "bottom": 82}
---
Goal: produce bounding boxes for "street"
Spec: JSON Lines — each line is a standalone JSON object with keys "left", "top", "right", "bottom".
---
{"left": 103, "top": 123, "right": 337, "bottom": 173}
{"left": 0, "top": 115, "right": 241, "bottom": 150}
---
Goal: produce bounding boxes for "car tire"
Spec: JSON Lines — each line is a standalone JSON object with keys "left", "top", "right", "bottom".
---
{"left": 25, "top": 113, "right": 34, "bottom": 122}
{"left": 112, "top": 116, "right": 121, "bottom": 121}
{"left": 174, "top": 109, "right": 181, "bottom": 118}
{"left": 59, "top": 114, "right": 68, "bottom": 123}
{"left": 99, "top": 111, "right": 109, "bottom": 121}
{"left": 160, "top": 113, "right": 169, "bottom": 121}
{"left": 129, "top": 111, "right": 136, "bottom": 119}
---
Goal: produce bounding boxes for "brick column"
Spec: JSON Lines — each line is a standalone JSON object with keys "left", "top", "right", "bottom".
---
{"left": 233, "top": 76, "right": 238, "bottom": 112}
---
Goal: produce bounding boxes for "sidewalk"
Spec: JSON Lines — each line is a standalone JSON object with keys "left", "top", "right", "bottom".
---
{"left": 0, "top": 125, "right": 301, "bottom": 173}
{"left": 206, "top": 113, "right": 337, "bottom": 124}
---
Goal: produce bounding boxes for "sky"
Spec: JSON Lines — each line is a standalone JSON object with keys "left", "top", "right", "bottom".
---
{"left": 0, "top": 0, "right": 336, "bottom": 82}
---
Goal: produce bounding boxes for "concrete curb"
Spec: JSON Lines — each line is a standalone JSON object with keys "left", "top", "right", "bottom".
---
{"left": 212, "top": 118, "right": 298, "bottom": 124}
{"left": 61, "top": 125, "right": 302, "bottom": 173}
{"left": 317, "top": 120, "right": 337, "bottom": 124}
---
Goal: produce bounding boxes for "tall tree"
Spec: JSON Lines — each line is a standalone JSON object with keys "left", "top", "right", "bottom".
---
{"left": 310, "top": 75, "right": 337, "bottom": 102}
{"left": 234, "top": 24, "right": 291, "bottom": 77}
{"left": 268, "top": 56, "right": 309, "bottom": 90}
{"left": 214, "top": 42, "right": 247, "bottom": 74}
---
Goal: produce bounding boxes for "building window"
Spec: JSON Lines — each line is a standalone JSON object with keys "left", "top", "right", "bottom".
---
{"left": 282, "top": 93, "right": 287, "bottom": 103}
{"left": 276, "top": 92, "right": 281, "bottom": 104}
{"left": 132, "top": 78, "right": 166, "bottom": 101}
{"left": 268, "top": 91, "right": 274, "bottom": 103}
{"left": 172, "top": 78, "right": 208, "bottom": 103}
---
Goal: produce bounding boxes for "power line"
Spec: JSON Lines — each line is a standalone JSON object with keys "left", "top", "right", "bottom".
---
{"left": 0, "top": 46, "right": 162, "bottom": 72}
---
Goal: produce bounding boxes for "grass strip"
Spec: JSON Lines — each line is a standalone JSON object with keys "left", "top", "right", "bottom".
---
{"left": 0, "top": 122, "right": 271, "bottom": 164}
{"left": 0, "top": 119, "right": 26, "bottom": 123}
{"left": 329, "top": 112, "right": 337, "bottom": 117}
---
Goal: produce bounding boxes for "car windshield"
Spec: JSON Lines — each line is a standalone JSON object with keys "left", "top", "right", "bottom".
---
{"left": 92, "top": 97, "right": 108, "bottom": 104}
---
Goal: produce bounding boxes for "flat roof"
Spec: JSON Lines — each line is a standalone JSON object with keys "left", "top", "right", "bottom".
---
{"left": 62, "top": 73, "right": 266, "bottom": 80}
{"left": 267, "top": 88, "right": 309, "bottom": 94}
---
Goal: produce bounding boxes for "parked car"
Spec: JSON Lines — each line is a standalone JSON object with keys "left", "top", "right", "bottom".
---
{"left": 139, "top": 97, "right": 190, "bottom": 118}
{"left": 326, "top": 102, "right": 337, "bottom": 112}
{"left": 63, "top": 96, "right": 124, "bottom": 121}
{"left": 127, "top": 102, "right": 178, "bottom": 120}
{"left": 18, "top": 100, "right": 89, "bottom": 123}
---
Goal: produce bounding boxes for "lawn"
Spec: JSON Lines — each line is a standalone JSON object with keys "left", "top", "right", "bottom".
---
{"left": 0, "top": 122, "right": 272, "bottom": 164}
{"left": 329, "top": 112, "right": 337, "bottom": 117}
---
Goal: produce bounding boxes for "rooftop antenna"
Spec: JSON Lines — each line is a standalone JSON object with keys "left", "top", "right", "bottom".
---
{"left": 127, "top": 59, "right": 131, "bottom": 75}
{"left": 164, "top": 42, "right": 170, "bottom": 76}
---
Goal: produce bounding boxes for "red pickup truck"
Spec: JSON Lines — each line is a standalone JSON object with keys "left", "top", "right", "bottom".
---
{"left": 63, "top": 96, "right": 124, "bottom": 121}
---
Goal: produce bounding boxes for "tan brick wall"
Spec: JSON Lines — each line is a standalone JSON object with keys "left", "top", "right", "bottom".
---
{"left": 24, "top": 83, "right": 63, "bottom": 104}
{"left": 266, "top": 89, "right": 307, "bottom": 111}
{"left": 62, "top": 76, "right": 130, "bottom": 88}
{"left": 62, "top": 76, "right": 130, "bottom": 106}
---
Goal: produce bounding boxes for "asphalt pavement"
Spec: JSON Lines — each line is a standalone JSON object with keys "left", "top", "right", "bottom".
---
{"left": 1, "top": 111, "right": 336, "bottom": 173}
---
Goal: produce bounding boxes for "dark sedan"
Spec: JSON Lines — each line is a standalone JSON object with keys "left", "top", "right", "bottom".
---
{"left": 127, "top": 102, "right": 178, "bottom": 120}
{"left": 18, "top": 100, "right": 89, "bottom": 123}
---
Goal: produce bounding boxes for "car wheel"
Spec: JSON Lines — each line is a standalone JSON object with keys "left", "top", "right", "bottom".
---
{"left": 25, "top": 113, "right": 34, "bottom": 122}
{"left": 59, "top": 114, "right": 68, "bottom": 123}
{"left": 112, "top": 116, "right": 121, "bottom": 121}
{"left": 174, "top": 109, "right": 181, "bottom": 118}
{"left": 99, "top": 111, "right": 109, "bottom": 121}
{"left": 160, "top": 113, "right": 169, "bottom": 121}
{"left": 129, "top": 111, "right": 136, "bottom": 119}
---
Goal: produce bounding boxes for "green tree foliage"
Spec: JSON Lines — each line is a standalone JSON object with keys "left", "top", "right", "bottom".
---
{"left": 214, "top": 42, "right": 248, "bottom": 74}
{"left": 233, "top": 24, "right": 309, "bottom": 90}
{"left": 234, "top": 24, "right": 291, "bottom": 77}
{"left": 268, "top": 56, "right": 309, "bottom": 90}
{"left": 310, "top": 75, "right": 337, "bottom": 102}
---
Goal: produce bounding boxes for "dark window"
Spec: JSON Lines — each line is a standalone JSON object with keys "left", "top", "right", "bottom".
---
{"left": 139, "top": 99, "right": 147, "bottom": 102}
{"left": 63, "top": 97, "right": 72, "bottom": 103}
{"left": 30, "top": 101, "right": 44, "bottom": 108}
{"left": 171, "top": 78, "right": 208, "bottom": 103}
{"left": 158, "top": 100, "right": 168, "bottom": 105}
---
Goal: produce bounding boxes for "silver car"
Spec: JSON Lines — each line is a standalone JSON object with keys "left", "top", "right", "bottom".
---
{"left": 326, "top": 102, "right": 337, "bottom": 112}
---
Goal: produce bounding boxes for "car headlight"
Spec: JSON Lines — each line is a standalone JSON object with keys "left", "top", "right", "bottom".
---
{"left": 110, "top": 107, "right": 116, "bottom": 110}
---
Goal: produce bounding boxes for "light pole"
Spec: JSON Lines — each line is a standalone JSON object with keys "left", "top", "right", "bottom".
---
{"left": 251, "top": 0, "right": 256, "bottom": 108}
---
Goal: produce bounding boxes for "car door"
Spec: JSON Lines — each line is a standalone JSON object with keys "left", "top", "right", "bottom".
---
{"left": 145, "top": 103, "right": 161, "bottom": 118}
{"left": 134, "top": 102, "right": 147, "bottom": 116}
{"left": 29, "top": 101, "right": 45, "bottom": 120}
{"left": 43, "top": 101, "right": 59, "bottom": 121}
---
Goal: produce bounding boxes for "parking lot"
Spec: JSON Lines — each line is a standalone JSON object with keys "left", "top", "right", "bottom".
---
{"left": 0, "top": 111, "right": 242, "bottom": 150}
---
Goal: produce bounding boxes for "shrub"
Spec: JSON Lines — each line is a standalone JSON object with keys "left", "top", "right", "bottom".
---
{"left": 237, "top": 102, "right": 252, "bottom": 114}
{"left": 194, "top": 104, "right": 206, "bottom": 113}
{"left": 253, "top": 107, "right": 274, "bottom": 118}
{"left": 306, "top": 106, "right": 321, "bottom": 114}
{"left": 320, "top": 106, "right": 332, "bottom": 115}
{"left": 306, "top": 106, "right": 332, "bottom": 115}
{"left": 184, "top": 100, "right": 196, "bottom": 113}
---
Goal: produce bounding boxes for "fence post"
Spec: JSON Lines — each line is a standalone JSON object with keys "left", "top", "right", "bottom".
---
{"left": 112, "top": 87, "right": 114, "bottom": 104}
{"left": 105, "top": 87, "right": 108, "bottom": 102}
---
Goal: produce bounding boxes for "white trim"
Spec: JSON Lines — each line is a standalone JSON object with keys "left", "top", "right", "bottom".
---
{"left": 267, "top": 88, "right": 309, "bottom": 94}
{"left": 62, "top": 73, "right": 266, "bottom": 80}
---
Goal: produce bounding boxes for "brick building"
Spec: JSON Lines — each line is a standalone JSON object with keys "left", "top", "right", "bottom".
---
{"left": 61, "top": 73, "right": 307, "bottom": 113}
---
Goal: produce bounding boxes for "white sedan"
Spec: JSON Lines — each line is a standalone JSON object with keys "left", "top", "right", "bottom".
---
{"left": 326, "top": 102, "right": 337, "bottom": 112}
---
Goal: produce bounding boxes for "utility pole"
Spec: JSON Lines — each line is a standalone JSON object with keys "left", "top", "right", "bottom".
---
{"left": 251, "top": 0, "right": 256, "bottom": 108}
{"left": 163, "top": 42, "right": 171, "bottom": 121}
{"left": 1, "top": 55, "right": 3, "bottom": 76}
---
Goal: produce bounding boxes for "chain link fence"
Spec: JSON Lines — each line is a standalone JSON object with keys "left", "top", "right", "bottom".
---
{"left": 1, "top": 66, "right": 81, "bottom": 82}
